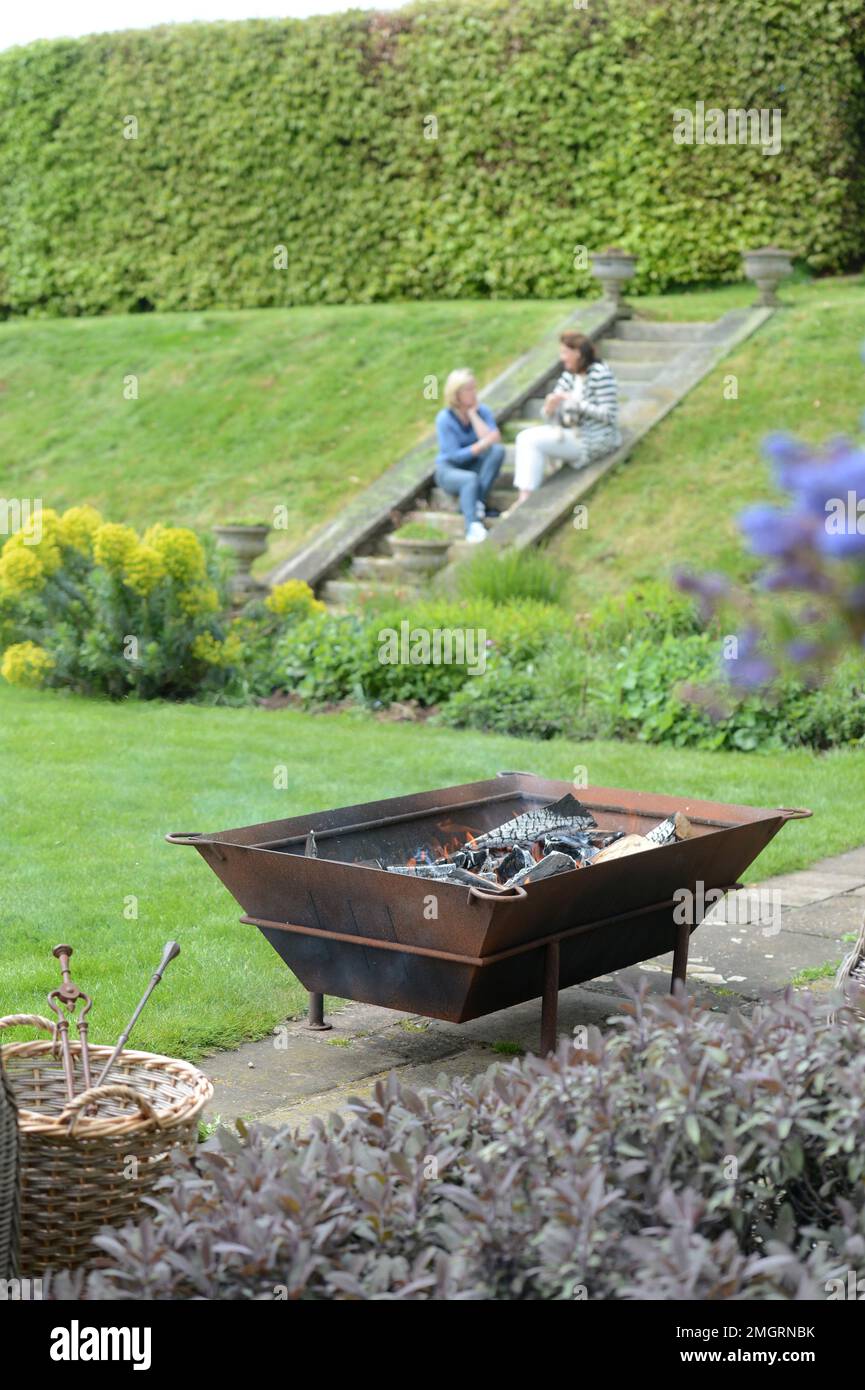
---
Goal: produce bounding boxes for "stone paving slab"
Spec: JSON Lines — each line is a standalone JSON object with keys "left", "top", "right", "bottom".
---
{"left": 203, "top": 849, "right": 864, "bottom": 1132}
{"left": 260, "top": 1047, "right": 501, "bottom": 1134}
{"left": 809, "top": 847, "right": 865, "bottom": 877}
{"left": 779, "top": 896, "right": 865, "bottom": 939}
{"left": 752, "top": 871, "right": 865, "bottom": 906}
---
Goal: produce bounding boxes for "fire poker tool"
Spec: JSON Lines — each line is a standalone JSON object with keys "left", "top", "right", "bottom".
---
{"left": 47, "top": 944, "right": 93, "bottom": 1102}
{"left": 94, "top": 942, "right": 181, "bottom": 1089}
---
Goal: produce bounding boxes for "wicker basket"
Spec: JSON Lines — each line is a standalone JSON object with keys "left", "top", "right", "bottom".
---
{"left": 0, "top": 1043, "right": 20, "bottom": 1279}
{"left": 0, "top": 1014, "right": 213, "bottom": 1276}
{"left": 833, "top": 914, "right": 865, "bottom": 1021}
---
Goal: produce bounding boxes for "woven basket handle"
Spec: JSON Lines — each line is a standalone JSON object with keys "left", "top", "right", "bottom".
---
{"left": 0, "top": 1013, "right": 56, "bottom": 1034}
{"left": 59, "top": 1083, "right": 162, "bottom": 1134}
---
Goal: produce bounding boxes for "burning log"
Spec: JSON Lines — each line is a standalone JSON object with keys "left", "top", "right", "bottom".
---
{"left": 472, "top": 793, "right": 597, "bottom": 849}
{"left": 646, "top": 812, "right": 693, "bottom": 846}
{"left": 387, "top": 863, "right": 497, "bottom": 890}
{"left": 539, "top": 833, "right": 598, "bottom": 866}
{"left": 388, "top": 795, "right": 696, "bottom": 887}
{"left": 505, "top": 850, "right": 577, "bottom": 887}
{"left": 591, "top": 834, "right": 654, "bottom": 866}
{"left": 495, "top": 845, "right": 535, "bottom": 883}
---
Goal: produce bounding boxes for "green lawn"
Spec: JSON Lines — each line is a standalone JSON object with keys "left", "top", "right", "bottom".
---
{"left": 2, "top": 685, "right": 863, "bottom": 1060}
{"left": 548, "top": 274, "right": 865, "bottom": 608}
{"left": 0, "top": 299, "right": 572, "bottom": 572}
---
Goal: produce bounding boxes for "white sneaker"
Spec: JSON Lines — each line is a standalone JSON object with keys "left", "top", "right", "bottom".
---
{"left": 465, "top": 521, "right": 488, "bottom": 544}
{"left": 475, "top": 500, "right": 486, "bottom": 520}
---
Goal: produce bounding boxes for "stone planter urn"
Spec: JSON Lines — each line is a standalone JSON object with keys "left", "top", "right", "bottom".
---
{"left": 590, "top": 247, "right": 637, "bottom": 317}
{"left": 742, "top": 246, "right": 794, "bottom": 307}
{"left": 387, "top": 532, "right": 451, "bottom": 576}
{"left": 213, "top": 523, "right": 271, "bottom": 601}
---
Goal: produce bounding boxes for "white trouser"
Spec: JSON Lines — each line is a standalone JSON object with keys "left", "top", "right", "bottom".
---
{"left": 513, "top": 424, "right": 588, "bottom": 492}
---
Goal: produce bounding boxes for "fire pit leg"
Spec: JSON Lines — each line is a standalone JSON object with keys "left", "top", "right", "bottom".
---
{"left": 671, "top": 920, "right": 690, "bottom": 994}
{"left": 306, "top": 991, "right": 332, "bottom": 1032}
{"left": 540, "top": 940, "right": 560, "bottom": 1055}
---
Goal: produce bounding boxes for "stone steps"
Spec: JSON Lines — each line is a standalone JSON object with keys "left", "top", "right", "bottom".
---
{"left": 320, "top": 576, "right": 419, "bottom": 606}
{"left": 607, "top": 319, "right": 714, "bottom": 341}
{"left": 429, "top": 486, "right": 515, "bottom": 512}
{"left": 601, "top": 338, "right": 688, "bottom": 362}
{"left": 444, "top": 305, "right": 774, "bottom": 568}
{"left": 276, "top": 304, "right": 773, "bottom": 608}
{"left": 403, "top": 508, "right": 466, "bottom": 535}
{"left": 350, "top": 554, "right": 400, "bottom": 582}
{"left": 609, "top": 359, "right": 669, "bottom": 382}
{"left": 268, "top": 299, "right": 619, "bottom": 594}
{"left": 501, "top": 418, "right": 539, "bottom": 440}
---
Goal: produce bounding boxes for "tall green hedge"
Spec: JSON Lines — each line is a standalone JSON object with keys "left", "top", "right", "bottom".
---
{"left": 1, "top": 0, "right": 864, "bottom": 316}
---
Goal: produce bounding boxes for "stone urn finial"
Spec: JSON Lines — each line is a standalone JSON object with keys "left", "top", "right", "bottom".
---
{"left": 742, "top": 245, "right": 794, "bottom": 308}
{"left": 213, "top": 522, "right": 271, "bottom": 602}
{"left": 590, "top": 247, "right": 637, "bottom": 318}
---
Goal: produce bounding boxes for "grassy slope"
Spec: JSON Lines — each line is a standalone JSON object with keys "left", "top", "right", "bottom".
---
{"left": 548, "top": 275, "right": 865, "bottom": 607}
{"left": 2, "top": 685, "right": 864, "bottom": 1059}
{"left": 0, "top": 299, "right": 571, "bottom": 570}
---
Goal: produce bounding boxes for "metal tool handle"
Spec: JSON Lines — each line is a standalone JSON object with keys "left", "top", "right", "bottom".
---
{"left": 467, "top": 882, "right": 529, "bottom": 904}
{"left": 60, "top": 1084, "right": 161, "bottom": 1133}
{"left": 94, "top": 941, "right": 181, "bottom": 1089}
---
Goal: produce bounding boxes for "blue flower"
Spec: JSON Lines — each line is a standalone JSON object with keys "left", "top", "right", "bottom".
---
{"left": 786, "top": 638, "right": 822, "bottom": 665}
{"left": 759, "top": 562, "right": 831, "bottom": 593}
{"left": 738, "top": 504, "right": 815, "bottom": 557}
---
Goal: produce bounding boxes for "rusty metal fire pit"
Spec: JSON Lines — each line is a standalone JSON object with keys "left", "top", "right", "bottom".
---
{"left": 167, "top": 773, "right": 810, "bottom": 1053}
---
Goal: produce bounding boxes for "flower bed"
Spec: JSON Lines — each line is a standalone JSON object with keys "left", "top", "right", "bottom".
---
{"left": 47, "top": 988, "right": 865, "bottom": 1301}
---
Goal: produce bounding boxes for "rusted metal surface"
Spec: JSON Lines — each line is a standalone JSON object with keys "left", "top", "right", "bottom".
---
{"left": 94, "top": 942, "right": 181, "bottom": 1089}
{"left": 47, "top": 945, "right": 92, "bottom": 1100}
{"left": 168, "top": 773, "right": 809, "bottom": 1051}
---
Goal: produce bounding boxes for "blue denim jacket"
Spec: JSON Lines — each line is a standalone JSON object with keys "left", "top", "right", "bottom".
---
{"left": 435, "top": 404, "right": 497, "bottom": 469}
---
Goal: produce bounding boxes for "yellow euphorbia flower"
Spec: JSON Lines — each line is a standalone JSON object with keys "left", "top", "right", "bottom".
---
{"left": 58, "top": 505, "right": 104, "bottom": 555}
{"left": 177, "top": 584, "right": 221, "bottom": 618}
{"left": 0, "top": 546, "right": 46, "bottom": 597}
{"left": 123, "top": 544, "right": 167, "bottom": 597}
{"left": 191, "top": 630, "right": 243, "bottom": 668}
{"left": 0, "top": 641, "right": 55, "bottom": 688}
{"left": 151, "top": 527, "right": 206, "bottom": 584}
{"left": 93, "top": 523, "right": 139, "bottom": 575}
{"left": 265, "top": 579, "right": 325, "bottom": 619}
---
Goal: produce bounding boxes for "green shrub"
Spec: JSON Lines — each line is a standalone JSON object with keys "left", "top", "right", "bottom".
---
{"left": 47, "top": 989, "right": 865, "bottom": 1301}
{"left": 438, "top": 663, "right": 570, "bottom": 739}
{"left": 591, "top": 635, "right": 865, "bottom": 751}
{"left": 455, "top": 546, "right": 567, "bottom": 607}
{"left": 3, "top": 0, "right": 864, "bottom": 316}
{"left": 0, "top": 508, "right": 236, "bottom": 699}
{"left": 585, "top": 579, "right": 703, "bottom": 647}
{"left": 264, "top": 599, "right": 566, "bottom": 708}
{"left": 440, "top": 626, "right": 865, "bottom": 750}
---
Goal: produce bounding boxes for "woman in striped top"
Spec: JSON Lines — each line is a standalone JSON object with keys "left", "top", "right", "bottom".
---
{"left": 513, "top": 331, "right": 621, "bottom": 501}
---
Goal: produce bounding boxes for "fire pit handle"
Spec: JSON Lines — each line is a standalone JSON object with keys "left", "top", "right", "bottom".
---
{"left": 165, "top": 831, "right": 205, "bottom": 844}
{"left": 467, "top": 883, "right": 529, "bottom": 905}
{"left": 777, "top": 807, "right": 813, "bottom": 821}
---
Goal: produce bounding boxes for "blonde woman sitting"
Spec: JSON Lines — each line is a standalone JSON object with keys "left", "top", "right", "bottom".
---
{"left": 435, "top": 369, "right": 505, "bottom": 543}
{"left": 513, "top": 331, "right": 621, "bottom": 502}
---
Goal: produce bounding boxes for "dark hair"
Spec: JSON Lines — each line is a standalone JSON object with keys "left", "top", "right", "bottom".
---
{"left": 560, "top": 331, "right": 598, "bottom": 373}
